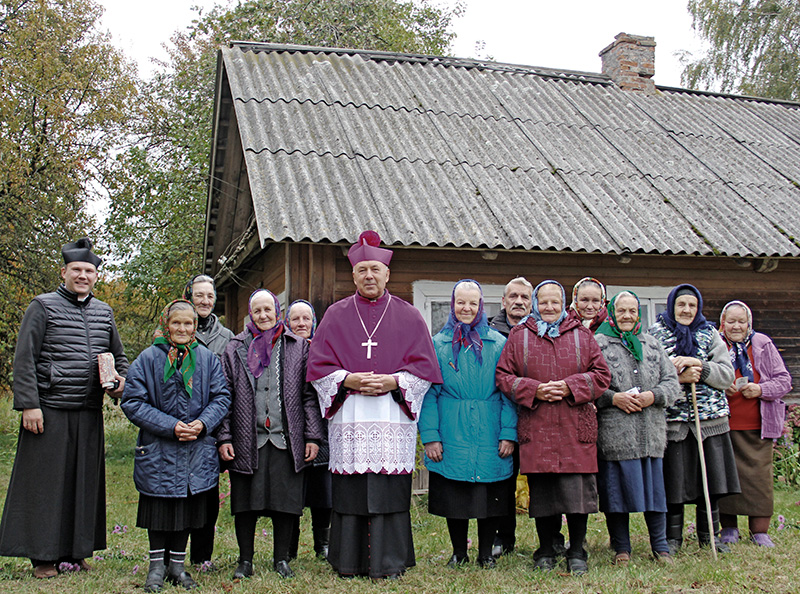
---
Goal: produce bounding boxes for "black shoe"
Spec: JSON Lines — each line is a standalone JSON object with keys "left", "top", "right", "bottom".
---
{"left": 232, "top": 559, "right": 253, "bottom": 580}
{"left": 313, "top": 526, "right": 330, "bottom": 559}
{"left": 477, "top": 556, "right": 497, "bottom": 569}
{"left": 566, "top": 557, "right": 588, "bottom": 576}
{"left": 166, "top": 565, "right": 197, "bottom": 590}
{"left": 274, "top": 559, "right": 295, "bottom": 578}
{"left": 533, "top": 556, "right": 556, "bottom": 571}
{"left": 144, "top": 560, "right": 166, "bottom": 593}
{"left": 446, "top": 554, "right": 469, "bottom": 568}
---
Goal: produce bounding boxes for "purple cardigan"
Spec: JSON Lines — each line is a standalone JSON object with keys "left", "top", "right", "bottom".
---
{"left": 218, "top": 329, "right": 323, "bottom": 473}
{"left": 748, "top": 332, "right": 793, "bottom": 439}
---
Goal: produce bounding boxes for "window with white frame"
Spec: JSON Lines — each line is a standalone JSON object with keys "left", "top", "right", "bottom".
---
{"left": 412, "top": 280, "right": 505, "bottom": 335}
{"left": 605, "top": 285, "right": 672, "bottom": 329}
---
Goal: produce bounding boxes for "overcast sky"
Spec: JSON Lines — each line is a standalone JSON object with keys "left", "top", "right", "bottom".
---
{"left": 99, "top": 0, "right": 704, "bottom": 87}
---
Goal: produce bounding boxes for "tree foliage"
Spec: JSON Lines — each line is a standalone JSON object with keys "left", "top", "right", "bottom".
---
{"left": 683, "top": 0, "right": 800, "bottom": 100}
{"left": 0, "top": 0, "right": 136, "bottom": 385}
{"left": 103, "top": 0, "right": 462, "bottom": 358}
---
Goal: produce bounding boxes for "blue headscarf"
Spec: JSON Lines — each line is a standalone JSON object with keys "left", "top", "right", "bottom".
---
{"left": 442, "top": 279, "right": 487, "bottom": 371}
{"left": 529, "top": 280, "right": 568, "bottom": 338}
{"left": 657, "top": 284, "right": 713, "bottom": 357}
{"left": 286, "top": 299, "right": 317, "bottom": 340}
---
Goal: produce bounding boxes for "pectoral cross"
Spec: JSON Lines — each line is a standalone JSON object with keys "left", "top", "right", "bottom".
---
{"left": 362, "top": 338, "right": 377, "bottom": 359}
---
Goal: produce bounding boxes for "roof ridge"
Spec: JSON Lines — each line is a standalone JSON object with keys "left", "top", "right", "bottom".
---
{"left": 226, "top": 41, "right": 612, "bottom": 84}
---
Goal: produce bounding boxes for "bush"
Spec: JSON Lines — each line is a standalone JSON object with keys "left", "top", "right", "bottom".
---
{"left": 774, "top": 404, "right": 800, "bottom": 488}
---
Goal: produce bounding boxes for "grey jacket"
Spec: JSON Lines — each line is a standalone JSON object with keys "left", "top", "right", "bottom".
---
{"left": 195, "top": 314, "right": 234, "bottom": 358}
{"left": 594, "top": 333, "right": 680, "bottom": 461}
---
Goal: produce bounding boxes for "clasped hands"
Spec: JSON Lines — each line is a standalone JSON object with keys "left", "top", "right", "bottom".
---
{"left": 535, "top": 380, "right": 570, "bottom": 402}
{"left": 612, "top": 390, "right": 655, "bottom": 414}
{"left": 343, "top": 371, "right": 398, "bottom": 396}
{"left": 174, "top": 419, "right": 204, "bottom": 441}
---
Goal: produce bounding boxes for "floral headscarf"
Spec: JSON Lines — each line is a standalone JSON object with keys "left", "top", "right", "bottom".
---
{"left": 152, "top": 299, "right": 198, "bottom": 397}
{"left": 246, "top": 289, "right": 284, "bottom": 378}
{"left": 441, "top": 280, "right": 487, "bottom": 371}
{"left": 569, "top": 276, "right": 608, "bottom": 332}
{"left": 656, "top": 284, "right": 713, "bottom": 357}
{"left": 529, "top": 280, "right": 568, "bottom": 338}
{"left": 286, "top": 299, "right": 317, "bottom": 340}
{"left": 719, "top": 300, "right": 755, "bottom": 382}
{"left": 596, "top": 291, "right": 644, "bottom": 361}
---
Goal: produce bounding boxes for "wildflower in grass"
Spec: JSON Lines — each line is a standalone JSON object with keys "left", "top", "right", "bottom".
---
{"left": 262, "top": 528, "right": 269, "bottom": 537}
{"left": 199, "top": 560, "right": 214, "bottom": 572}
{"left": 132, "top": 564, "right": 139, "bottom": 575}
{"left": 58, "top": 562, "right": 79, "bottom": 572}
{"left": 467, "top": 538, "right": 472, "bottom": 550}
{"left": 93, "top": 555, "right": 104, "bottom": 561}
{"left": 777, "top": 515, "right": 786, "bottom": 531}
{"left": 687, "top": 522, "right": 695, "bottom": 535}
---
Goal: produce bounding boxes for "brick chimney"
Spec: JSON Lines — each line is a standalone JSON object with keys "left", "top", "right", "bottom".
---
{"left": 599, "top": 33, "right": 656, "bottom": 94}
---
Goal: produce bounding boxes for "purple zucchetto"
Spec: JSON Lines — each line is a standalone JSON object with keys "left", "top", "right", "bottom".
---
{"left": 62, "top": 237, "right": 102, "bottom": 268}
{"left": 347, "top": 230, "right": 392, "bottom": 268}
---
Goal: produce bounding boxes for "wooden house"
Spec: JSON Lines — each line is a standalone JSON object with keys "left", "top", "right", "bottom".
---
{"left": 204, "top": 33, "right": 800, "bottom": 397}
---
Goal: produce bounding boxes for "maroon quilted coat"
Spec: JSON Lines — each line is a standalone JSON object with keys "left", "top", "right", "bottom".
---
{"left": 496, "top": 314, "right": 611, "bottom": 474}
{"left": 218, "top": 328, "right": 323, "bottom": 474}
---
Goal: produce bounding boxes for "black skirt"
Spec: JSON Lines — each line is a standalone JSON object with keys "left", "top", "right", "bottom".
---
{"left": 526, "top": 473, "right": 598, "bottom": 517}
{"left": 0, "top": 408, "right": 105, "bottom": 561}
{"left": 137, "top": 488, "right": 215, "bottom": 532}
{"left": 328, "top": 473, "right": 415, "bottom": 578}
{"left": 663, "top": 432, "right": 741, "bottom": 505}
{"left": 428, "top": 472, "right": 511, "bottom": 519}
{"left": 230, "top": 442, "right": 304, "bottom": 515}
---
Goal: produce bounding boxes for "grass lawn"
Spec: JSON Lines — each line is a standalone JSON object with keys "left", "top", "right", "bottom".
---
{"left": 0, "top": 401, "right": 798, "bottom": 593}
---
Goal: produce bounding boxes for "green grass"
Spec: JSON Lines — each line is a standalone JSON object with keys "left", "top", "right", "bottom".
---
{"left": 0, "top": 398, "right": 799, "bottom": 593}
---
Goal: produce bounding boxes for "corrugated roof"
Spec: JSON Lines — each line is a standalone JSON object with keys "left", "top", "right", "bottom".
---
{"left": 213, "top": 43, "right": 800, "bottom": 258}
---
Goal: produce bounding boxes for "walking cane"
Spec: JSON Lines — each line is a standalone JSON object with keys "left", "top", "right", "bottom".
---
{"left": 691, "top": 382, "right": 717, "bottom": 560}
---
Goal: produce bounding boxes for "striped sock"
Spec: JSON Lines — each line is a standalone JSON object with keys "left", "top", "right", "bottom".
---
{"left": 149, "top": 549, "right": 165, "bottom": 563}
{"left": 169, "top": 550, "right": 186, "bottom": 569}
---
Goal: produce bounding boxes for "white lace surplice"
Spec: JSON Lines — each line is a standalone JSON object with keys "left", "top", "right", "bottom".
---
{"left": 312, "top": 370, "right": 430, "bottom": 475}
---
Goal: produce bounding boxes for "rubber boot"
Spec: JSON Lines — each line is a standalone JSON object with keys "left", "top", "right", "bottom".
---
{"left": 666, "top": 506, "right": 684, "bottom": 556}
{"left": 166, "top": 561, "right": 198, "bottom": 589}
{"left": 697, "top": 505, "right": 731, "bottom": 553}
{"left": 144, "top": 559, "right": 166, "bottom": 593}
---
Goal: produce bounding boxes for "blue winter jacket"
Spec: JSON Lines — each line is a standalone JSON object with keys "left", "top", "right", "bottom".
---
{"left": 419, "top": 326, "right": 517, "bottom": 483}
{"left": 122, "top": 344, "right": 231, "bottom": 498}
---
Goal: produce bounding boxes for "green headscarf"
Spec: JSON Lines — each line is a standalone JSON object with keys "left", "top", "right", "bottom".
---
{"left": 152, "top": 299, "right": 198, "bottom": 397}
{"left": 595, "top": 291, "right": 643, "bottom": 362}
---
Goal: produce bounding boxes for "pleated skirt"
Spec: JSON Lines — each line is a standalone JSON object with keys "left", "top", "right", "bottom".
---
{"left": 137, "top": 488, "right": 215, "bottom": 532}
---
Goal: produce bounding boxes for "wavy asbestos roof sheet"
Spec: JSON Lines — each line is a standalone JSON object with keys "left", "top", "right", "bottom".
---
{"left": 217, "top": 43, "right": 800, "bottom": 257}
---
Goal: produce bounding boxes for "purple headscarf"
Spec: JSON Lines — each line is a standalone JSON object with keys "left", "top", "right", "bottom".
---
{"left": 656, "top": 284, "right": 713, "bottom": 357}
{"left": 246, "top": 289, "right": 284, "bottom": 378}
{"left": 442, "top": 280, "right": 487, "bottom": 371}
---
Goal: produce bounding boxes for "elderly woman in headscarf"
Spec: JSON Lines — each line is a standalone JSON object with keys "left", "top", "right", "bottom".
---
{"left": 122, "top": 300, "right": 231, "bottom": 592}
{"left": 217, "top": 290, "right": 324, "bottom": 579}
{"left": 181, "top": 274, "right": 233, "bottom": 569}
{"left": 496, "top": 280, "right": 611, "bottom": 576}
{"left": 285, "top": 299, "right": 332, "bottom": 560}
{"left": 594, "top": 291, "right": 680, "bottom": 565}
{"left": 419, "top": 280, "right": 517, "bottom": 569}
{"left": 569, "top": 277, "right": 608, "bottom": 333}
{"left": 717, "top": 301, "right": 792, "bottom": 548}
{"left": 648, "top": 284, "right": 738, "bottom": 554}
